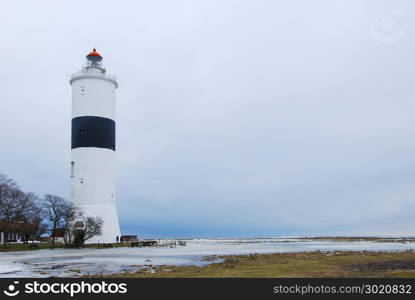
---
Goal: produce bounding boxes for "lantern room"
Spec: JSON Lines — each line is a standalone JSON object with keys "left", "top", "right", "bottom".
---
{"left": 86, "top": 48, "right": 103, "bottom": 68}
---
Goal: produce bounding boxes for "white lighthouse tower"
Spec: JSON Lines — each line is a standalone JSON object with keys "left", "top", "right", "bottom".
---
{"left": 69, "top": 49, "right": 121, "bottom": 243}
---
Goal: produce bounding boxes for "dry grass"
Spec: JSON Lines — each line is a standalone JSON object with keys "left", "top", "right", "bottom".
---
{"left": 98, "top": 250, "right": 415, "bottom": 278}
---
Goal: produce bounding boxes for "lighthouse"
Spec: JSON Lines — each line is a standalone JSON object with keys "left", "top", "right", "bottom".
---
{"left": 69, "top": 49, "right": 121, "bottom": 243}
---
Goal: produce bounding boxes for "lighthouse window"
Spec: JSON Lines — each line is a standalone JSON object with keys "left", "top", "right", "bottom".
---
{"left": 71, "top": 161, "right": 74, "bottom": 177}
{"left": 80, "top": 129, "right": 86, "bottom": 135}
{"left": 80, "top": 87, "right": 85, "bottom": 95}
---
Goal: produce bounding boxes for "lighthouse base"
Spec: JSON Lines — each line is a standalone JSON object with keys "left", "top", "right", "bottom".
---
{"left": 78, "top": 204, "right": 121, "bottom": 244}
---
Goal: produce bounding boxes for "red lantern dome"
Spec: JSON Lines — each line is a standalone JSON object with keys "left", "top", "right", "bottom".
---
{"left": 86, "top": 48, "right": 102, "bottom": 59}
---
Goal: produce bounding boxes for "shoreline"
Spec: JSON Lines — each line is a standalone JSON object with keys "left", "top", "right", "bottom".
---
{"left": 1, "top": 237, "right": 415, "bottom": 252}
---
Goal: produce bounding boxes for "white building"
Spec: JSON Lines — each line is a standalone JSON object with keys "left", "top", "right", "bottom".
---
{"left": 0, "top": 222, "right": 38, "bottom": 244}
{"left": 0, "top": 232, "right": 24, "bottom": 243}
{"left": 69, "top": 49, "right": 121, "bottom": 244}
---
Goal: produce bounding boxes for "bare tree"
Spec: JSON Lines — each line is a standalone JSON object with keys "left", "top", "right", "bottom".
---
{"left": 42, "top": 195, "right": 72, "bottom": 248}
{"left": 1, "top": 174, "right": 103, "bottom": 250}
{"left": 0, "top": 175, "right": 45, "bottom": 246}
{"left": 0, "top": 174, "right": 19, "bottom": 197}
{"left": 72, "top": 217, "right": 103, "bottom": 248}
{"left": 0, "top": 174, "right": 24, "bottom": 246}
{"left": 62, "top": 203, "right": 81, "bottom": 247}
{"left": 14, "top": 193, "right": 46, "bottom": 243}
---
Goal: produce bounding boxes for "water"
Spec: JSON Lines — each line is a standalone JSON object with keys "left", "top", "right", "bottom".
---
{"left": 0, "top": 238, "right": 414, "bottom": 277}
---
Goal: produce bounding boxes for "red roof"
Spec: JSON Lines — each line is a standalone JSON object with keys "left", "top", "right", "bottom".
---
{"left": 86, "top": 48, "right": 102, "bottom": 58}
{"left": 51, "top": 228, "right": 65, "bottom": 238}
{"left": 0, "top": 220, "right": 38, "bottom": 231}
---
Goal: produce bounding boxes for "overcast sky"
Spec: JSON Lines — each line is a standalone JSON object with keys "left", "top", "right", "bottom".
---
{"left": 1, "top": 0, "right": 414, "bottom": 238}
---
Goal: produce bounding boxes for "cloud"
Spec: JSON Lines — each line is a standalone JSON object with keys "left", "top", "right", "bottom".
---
{"left": 0, "top": 0, "right": 414, "bottom": 237}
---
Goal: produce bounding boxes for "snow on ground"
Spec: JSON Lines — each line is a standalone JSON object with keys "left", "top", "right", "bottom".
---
{"left": 0, "top": 239, "right": 414, "bottom": 277}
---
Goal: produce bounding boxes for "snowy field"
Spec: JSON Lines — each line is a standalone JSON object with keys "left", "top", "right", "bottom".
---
{"left": 0, "top": 238, "right": 414, "bottom": 277}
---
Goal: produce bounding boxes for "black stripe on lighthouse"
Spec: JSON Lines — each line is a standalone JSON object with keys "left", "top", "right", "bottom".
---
{"left": 72, "top": 116, "right": 115, "bottom": 151}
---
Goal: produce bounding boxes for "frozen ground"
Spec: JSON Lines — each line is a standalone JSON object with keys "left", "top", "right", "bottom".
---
{"left": 0, "top": 238, "right": 414, "bottom": 277}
